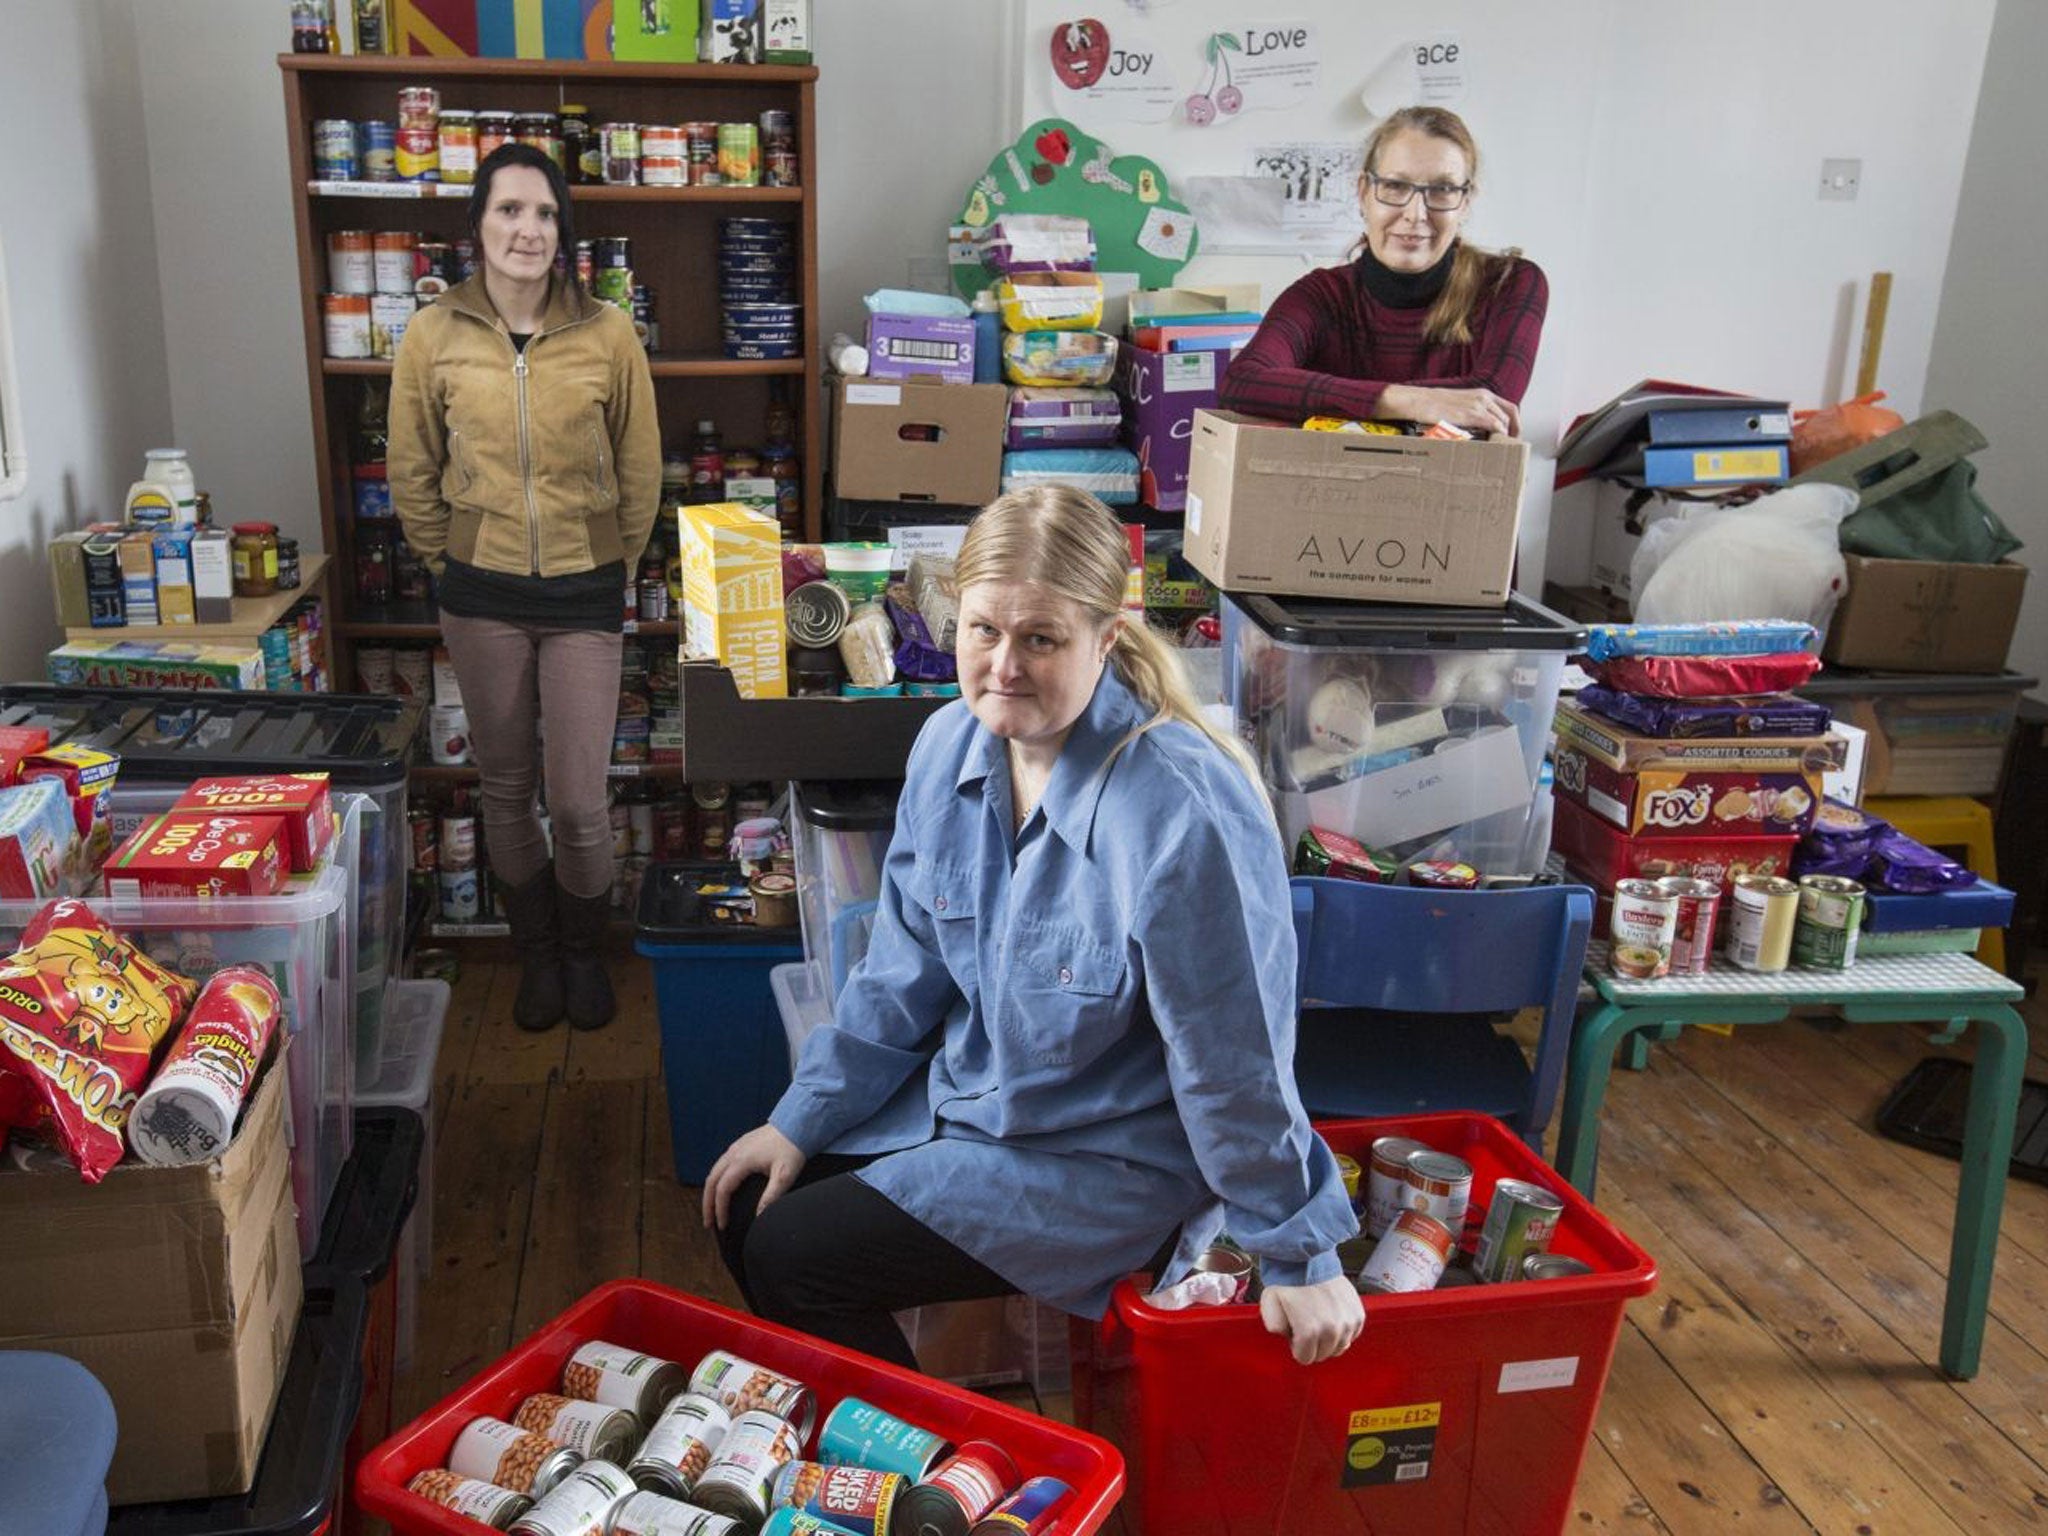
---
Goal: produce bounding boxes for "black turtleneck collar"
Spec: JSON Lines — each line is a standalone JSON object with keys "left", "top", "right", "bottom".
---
{"left": 1358, "top": 241, "right": 1456, "bottom": 309}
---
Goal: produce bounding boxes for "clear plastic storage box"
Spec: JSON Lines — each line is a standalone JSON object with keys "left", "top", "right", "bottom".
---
{"left": 789, "top": 780, "right": 900, "bottom": 996}
{"left": 354, "top": 977, "right": 448, "bottom": 1375}
{"left": 1221, "top": 593, "right": 1584, "bottom": 876}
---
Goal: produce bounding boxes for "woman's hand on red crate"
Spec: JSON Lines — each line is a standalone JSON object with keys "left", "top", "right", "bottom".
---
{"left": 703, "top": 1123, "right": 807, "bottom": 1230}
{"left": 1260, "top": 1277, "right": 1366, "bottom": 1365}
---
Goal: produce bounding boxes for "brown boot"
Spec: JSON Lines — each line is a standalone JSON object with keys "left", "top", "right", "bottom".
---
{"left": 504, "top": 865, "right": 565, "bottom": 1031}
{"left": 556, "top": 883, "right": 617, "bottom": 1031}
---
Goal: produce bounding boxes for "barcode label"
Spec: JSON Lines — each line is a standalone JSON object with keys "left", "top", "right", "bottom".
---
{"left": 1395, "top": 1462, "right": 1430, "bottom": 1481}
{"left": 888, "top": 338, "right": 965, "bottom": 362}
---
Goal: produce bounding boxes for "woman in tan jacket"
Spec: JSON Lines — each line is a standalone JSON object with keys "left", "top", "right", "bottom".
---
{"left": 390, "top": 142, "right": 660, "bottom": 1031}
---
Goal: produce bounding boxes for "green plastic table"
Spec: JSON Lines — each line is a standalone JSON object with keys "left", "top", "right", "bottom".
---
{"left": 1557, "top": 944, "right": 2027, "bottom": 1379}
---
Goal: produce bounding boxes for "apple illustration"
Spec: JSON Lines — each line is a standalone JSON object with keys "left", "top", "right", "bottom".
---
{"left": 1034, "top": 127, "right": 1074, "bottom": 166}
{"left": 1050, "top": 19, "right": 1110, "bottom": 89}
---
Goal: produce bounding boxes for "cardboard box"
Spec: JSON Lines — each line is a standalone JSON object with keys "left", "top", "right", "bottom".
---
{"left": 1823, "top": 555, "right": 2027, "bottom": 674}
{"left": 833, "top": 378, "right": 1006, "bottom": 507}
{"left": 0, "top": 722, "right": 51, "bottom": 785}
{"left": 680, "top": 501, "right": 787, "bottom": 700}
{"left": 174, "top": 773, "right": 336, "bottom": 873}
{"left": 763, "top": 0, "right": 813, "bottom": 62}
{"left": 1128, "top": 283, "right": 1262, "bottom": 322}
{"left": 153, "top": 528, "right": 196, "bottom": 626}
{"left": 1118, "top": 345, "right": 1228, "bottom": 513}
{"left": 699, "top": 0, "right": 760, "bottom": 62}
{"left": 1588, "top": 480, "right": 1696, "bottom": 599}
{"left": 48, "top": 530, "right": 93, "bottom": 630}
{"left": 0, "top": 777, "right": 78, "bottom": 898}
{"left": 47, "top": 639, "right": 266, "bottom": 691}
{"left": 119, "top": 530, "right": 159, "bottom": 625}
{"left": 865, "top": 312, "right": 977, "bottom": 384}
{"left": 1551, "top": 743, "right": 1823, "bottom": 840}
{"left": 1182, "top": 410, "right": 1529, "bottom": 607}
{"left": 103, "top": 810, "right": 291, "bottom": 898}
{"left": 1551, "top": 792, "right": 1798, "bottom": 893}
{"left": 1553, "top": 701, "right": 1846, "bottom": 776}
{"left": 0, "top": 1057, "right": 302, "bottom": 1503}
{"left": 192, "top": 528, "right": 235, "bottom": 623}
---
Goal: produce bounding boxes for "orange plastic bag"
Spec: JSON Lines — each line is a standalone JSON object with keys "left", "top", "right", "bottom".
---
{"left": 1790, "top": 391, "right": 1905, "bottom": 475}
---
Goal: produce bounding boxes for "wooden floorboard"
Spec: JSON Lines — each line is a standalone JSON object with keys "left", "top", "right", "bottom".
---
{"left": 388, "top": 949, "right": 2048, "bottom": 1532}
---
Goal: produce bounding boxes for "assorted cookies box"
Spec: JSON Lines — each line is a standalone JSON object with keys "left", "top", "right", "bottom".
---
{"left": 1552, "top": 701, "right": 1845, "bottom": 776}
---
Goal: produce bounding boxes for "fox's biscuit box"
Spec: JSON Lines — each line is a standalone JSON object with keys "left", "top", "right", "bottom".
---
{"left": 172, "top": 774, "right": 334, "bottom": 872}
{"left": 1183, "top": 409, "right": 1529, "bottom": 607}
{"left": 103, "top": 812, "right": 290, "bottom": 898}
{"left": 680, "top": 501, "right": 787, "bottom": 700}
{"left": 1551, "top": 747, "right": 1824, "bottom": 841}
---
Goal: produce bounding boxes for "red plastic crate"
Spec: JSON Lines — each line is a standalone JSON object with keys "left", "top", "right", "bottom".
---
{"left": 1072, "top": 1113, "right": 1657, "bottom": 1536}
{"left": 356, "top": 1280, "right": 1124, "bottom": 1535}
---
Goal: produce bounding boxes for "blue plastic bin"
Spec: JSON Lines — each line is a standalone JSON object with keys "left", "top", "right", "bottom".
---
{"left": 635, "top": 862, "right": 806, "bottom": 1183}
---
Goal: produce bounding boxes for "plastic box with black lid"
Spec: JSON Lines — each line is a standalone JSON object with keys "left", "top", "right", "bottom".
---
{"left": 1221, "top": 592, "right": 1585, "bottom": 876}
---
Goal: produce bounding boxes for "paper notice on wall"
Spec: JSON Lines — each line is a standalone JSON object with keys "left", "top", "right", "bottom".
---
{"left": 1200, "top": 23, "right": 1321, "bottom": 118}
{"left": 1250, "top": 140, "right": 1365, "bottom": 245}
{"left": 1045, "top": 17, "right": 1181, "bottom": 123}
{"left": 1361, "top": 35, "right": 1469, "bottom": 115}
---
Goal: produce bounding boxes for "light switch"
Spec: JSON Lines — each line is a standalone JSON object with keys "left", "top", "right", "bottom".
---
{"left": 1820, "top": 158, "right": 1862, "bottom": 201}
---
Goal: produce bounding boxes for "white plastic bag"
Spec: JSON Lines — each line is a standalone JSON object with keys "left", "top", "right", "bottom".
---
{"left": 1630, "top": 483, "right": 1856, "bottom": 629}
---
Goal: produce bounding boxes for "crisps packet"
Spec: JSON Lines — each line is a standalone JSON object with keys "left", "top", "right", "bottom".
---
{"left": 0, "top": 897, "right": 198, "bottom": 1181}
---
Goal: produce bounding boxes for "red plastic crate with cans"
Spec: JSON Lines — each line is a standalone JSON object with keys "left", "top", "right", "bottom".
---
{"left": 1072, "top": 1112, "right": 1656, "bottom": 1536}
{"left": 356, "top": 1280, "right": 1124, "bottom": 1535}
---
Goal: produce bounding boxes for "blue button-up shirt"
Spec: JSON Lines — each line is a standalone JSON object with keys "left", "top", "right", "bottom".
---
{"left": 771, "top": 667, "right": 1357, "bottom": 1317}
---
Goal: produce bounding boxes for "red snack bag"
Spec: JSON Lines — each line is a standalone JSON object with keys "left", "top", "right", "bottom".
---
{"left": 171, "top": 773, "right": 335, "bottom": 872}
{"left": 102, "top": 811, "right": 291, "bottom": 898}
{"left": 0, "top": 897, "right": 198, "bottom": 1181}
{"left": 1584, "top": 652, "right": 1821, "bottom": 700}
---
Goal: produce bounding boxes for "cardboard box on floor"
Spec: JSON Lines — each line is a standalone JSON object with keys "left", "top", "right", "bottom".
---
{"left": 832, "top": 377, "right": 1006, "bottom": 508}
{"left": 0, "top": 1050, "right": 301, "bottom": 1504}
{"left": 1823, "top": 554, "right": 2027, "bottom": 673}
{"left": 1182, "top": 410, "right": 1529, "bottom": 606}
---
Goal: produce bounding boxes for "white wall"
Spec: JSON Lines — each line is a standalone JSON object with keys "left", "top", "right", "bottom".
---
{"left": 1926, "top": 0, "right": 2048, "bottom": 687}
{"left": 0, "top": 0, "right": 174, "bottom": 680}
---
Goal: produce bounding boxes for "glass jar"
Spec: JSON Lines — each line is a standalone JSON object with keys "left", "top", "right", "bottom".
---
{"left": 276, "top": 535, "right": 302, "bottom": 591}
{"left": 560, "top": 104, "right": 595, "bottom": 184}
{"left": 231, "top": 522, "right": 280, "bottom": 597}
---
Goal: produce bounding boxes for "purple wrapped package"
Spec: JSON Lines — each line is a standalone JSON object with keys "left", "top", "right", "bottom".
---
{"left": 1006, "top": 387, "right": 1122, "bottom": 448}
{"left": 1576, "top": 685, "right": 1835, "bottom": 739}
{"left": 975, "top": 214, "right": 1097, "bottom": 275}
{"left": 1802, "top": 797, "right": 1890, "bottom": 862}
{"left": 886, "top": 589, "right": 957, "bottom": 683}
{"left": 1792, "top": 846, "right": 1873, "bottom": 880}
{"left": 1867, "top": 829, "right": 1978, "bottom": 894}
{"left": 866, "top": 312, "right": 976, "bottom": 383}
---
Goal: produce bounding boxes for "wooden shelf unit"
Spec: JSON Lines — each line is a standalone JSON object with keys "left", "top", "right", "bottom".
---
{"left": 63, "top": 555, "right": 333, "bottom": 644}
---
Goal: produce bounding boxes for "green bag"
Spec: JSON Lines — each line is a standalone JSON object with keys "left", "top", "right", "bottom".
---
{"left": 1789, "top": 410, "right": 2021, "bottom": 563}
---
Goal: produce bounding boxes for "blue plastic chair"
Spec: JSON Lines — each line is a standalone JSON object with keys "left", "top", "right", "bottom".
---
{"left": 0, "top": 1351, "right": 116, "bottom": 1536}
{"left": 1289, "top": 877, "right": 1595, "bottom": 1152}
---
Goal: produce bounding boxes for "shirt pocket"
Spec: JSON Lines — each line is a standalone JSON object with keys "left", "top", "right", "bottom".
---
{"left": 1003, "top": 922, "right": 1130, "bottom": 1068}
{"left": 904, "top": 859, "right": 981, "bottom": 993}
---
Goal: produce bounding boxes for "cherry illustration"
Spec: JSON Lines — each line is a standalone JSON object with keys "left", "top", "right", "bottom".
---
{"left": 1184, "top": 93, "right": 1216, "bottom": 125}
{"left": 1217, "top": 84, "right": 1243, "bottom": 114}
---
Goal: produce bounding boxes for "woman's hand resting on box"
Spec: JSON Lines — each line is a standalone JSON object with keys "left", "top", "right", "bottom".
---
{"left": 1260, "top": 1275, "right": 1367, "bottom": 1364}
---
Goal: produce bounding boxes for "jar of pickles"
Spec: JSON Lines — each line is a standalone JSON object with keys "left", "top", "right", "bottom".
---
{"left": 231, "top": 522, "right": 280, "bottom": 597}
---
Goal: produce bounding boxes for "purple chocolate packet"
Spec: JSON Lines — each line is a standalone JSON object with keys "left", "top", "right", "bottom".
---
{"left": 1792, "top": 847, "right": 1873, "bottom": 880}
{"left": 1802, "top": 797, "right": 1890, "bottom": 862}
{"left": 1866, "top": 829, "right": 1978, "bottom": 894}
{"left": 1576, "top": 685, "right": 1834, "bottom": 739}
{"left": 886, "top": 592, "right": 957, "bottom": 683}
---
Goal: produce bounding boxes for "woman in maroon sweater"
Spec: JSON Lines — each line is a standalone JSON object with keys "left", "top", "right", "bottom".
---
{"left": 1219, "top": 106, "right": 1546, "bottom": 437}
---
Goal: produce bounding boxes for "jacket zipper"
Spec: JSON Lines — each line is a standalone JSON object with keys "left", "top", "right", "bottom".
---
{"left": 513, "top": 348, "right": 539, "bottom": 574}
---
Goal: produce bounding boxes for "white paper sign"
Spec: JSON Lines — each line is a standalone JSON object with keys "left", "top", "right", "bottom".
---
{"left": 888, "top": 525, "right": 969, "bottom": 566}
{"left": 845, "top": 384, "right": 903, "bottom": 407}
{"left": 1046, "top": 18, "right": 1181, "bottom": 124}
{"left": 1498, "top": 1356, "right": 1579, "bottom": 1394}
{"left": 1415, "top": 34, "right": 1468, "bottom": 105}
{"left": 1187, "top": 22, "right": 1320, "bottom": 124}
{"left": 1297, "top": 725, "right": 1528, "bottom": 848}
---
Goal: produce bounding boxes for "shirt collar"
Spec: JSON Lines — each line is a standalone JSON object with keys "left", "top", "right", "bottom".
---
{"left": 956, "top": 668, "right": 1149, "bottom": 852}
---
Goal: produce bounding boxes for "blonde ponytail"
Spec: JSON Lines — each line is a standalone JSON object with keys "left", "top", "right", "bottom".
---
{"left": 1107, "top": 619, "right": 1263, "bottom": 800}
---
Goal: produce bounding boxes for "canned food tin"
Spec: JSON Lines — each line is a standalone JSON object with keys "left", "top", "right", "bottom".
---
{"left": 429, "top": 702, "right": 471, "bottom": 764}
{"left": 691, "top": 1411, "right": 805, "bottom": 1530}
{"left": 1191, "top": 1244, "right": 1253, "bottom": 1303}
{"left": 479, "top": 110, "right": 517, "bottom": 160}
{"left": 630, "top": 1391, "right": 731, "bottom": 1498}
{"left": 639, "top": 577, "right": 671, "bottom": 622}
{"left": 1610, "top": 876, "right": 1678, "bottom": 980}
{"left": 1728, "top": 874, "right": 1800, "bottom": 973}
{"left": 1365, "top": 1135, "right": 1429, "bottom": 1238}
{"left": 407, "top": 807, "right": 437, "bottom": 871}
{"left": 509, "top": 1459, "right": 636, "bottom": 1536}
{"left": 1473, "top": 1178, "right": 1566, "bottom": 1283}
{"left": 602, "top": 123, "right": 642, "bottom": 185}
{"left": 405, "top": 1470, "right": 533, "bottom": 1528}
{"left": 322, "top": 293, "right": 372, "bottom": 359}
{"left": 1793, "top": 874, "right": 1865, "bottom": 970}
{"left": 642, "top": 156, "right": 686, "bottom": 187}
{"left": 684, "top": 122, "right": 721, "bottom": 185}
{"left": 1356, "top": 1208, "right": 1455, "bottom": 1294}
{"left": 897, "top": 1442, "right": 1019, "bottom": 1536}
{"left": 359, "top": 120, "right": 397, "bottom": 181}
{"left": 688, "top": 1352, "right": 818, "bottom": 1440}
{"left": 313, "top": 118, "right": 358, "bottom": 180}
{"left": 1401, "top": 1150, "right": 1473, "bottom": 1233}
{"left": 760, "top": 109, "right": 797, "bottom": 187}
{"left": 449, "top": 1416, "right": 582, "bottom": 1498}
{"left": 1335, "top": 1153, "right": 1364, "bottom": 1213}
{"left": 440, "top": 812, "right": 478, "bottom": 871}
{"left": 373, "top": 230, "right": 419, "bottom": 294}
{"left": 439, "top": 866, "right": 481, "bottom": 922}
{"left": 784, "top": 581, "right": 850, "bottom": 648}
{"left": 512, "top": 1394, "right": 640, "bottom": 1465}
{"left": 607, "top": 1490, "right": 743, "bottom": 1536}
{"left": 817, "top": 1398, "right": 950, "bottom": 1483}
{"left": 769, "top": 1464, "right": 907, "bottom": 1536}
{"left": 966, "top": 1476, "right": 1073, "bottom": 1536}
{"left": 371, "top": 291, "right": 417, "bottom": 359}
{"left": 1523, "top": 1253, "right": 1596, "bottom": 1281}
{"left": 564, "top": 1340, "right": 687, "bottom": 1424}
{"left": 439, "top": 108, "right": 479, "bottom": 183}
{"left": 716, "top": 122, "right": 760, "bottom": 186}
{"left": 327, "top": 229, "right": 374, "bottom": 294}
{"left": 642, "top": 125, "right": 686, "bottom": 159}
{"left": 396, "top": 125, "right": 439, "bottom": 181}
{"left": 1659, "top": 875, "right": 1721, "bottom": 976}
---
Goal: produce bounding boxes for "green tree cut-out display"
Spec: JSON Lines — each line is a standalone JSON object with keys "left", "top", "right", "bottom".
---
{"left": 952, "top": 118, "right": 1199, "bottom": 300}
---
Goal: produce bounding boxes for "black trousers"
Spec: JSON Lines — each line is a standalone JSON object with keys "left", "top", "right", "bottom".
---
{"left": 715, "top": 1154, "right": 1020, "bottom": 1370}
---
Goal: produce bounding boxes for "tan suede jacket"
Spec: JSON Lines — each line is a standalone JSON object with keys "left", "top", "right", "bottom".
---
{"left": 388, "top": 274, "right": 661, "bottom": 578}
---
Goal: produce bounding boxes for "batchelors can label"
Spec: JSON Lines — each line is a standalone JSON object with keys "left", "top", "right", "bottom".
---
{"left": 1793, "top": 874, "right": 1865, "bottom": 970}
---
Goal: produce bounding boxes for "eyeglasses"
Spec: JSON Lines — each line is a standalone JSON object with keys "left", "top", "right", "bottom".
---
{"left": 1367, "top": 174, "right": 1471, "bottom": 212}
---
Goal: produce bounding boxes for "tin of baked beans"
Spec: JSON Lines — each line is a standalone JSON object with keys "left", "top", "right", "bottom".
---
{"left": 690, "top": 1411, "right": 806, "bottom": 1530}
{"left": 602, "top": 123, "right": 642, "bottom": 185}
{"left": 372, "top": 230, "right": 419, "bottom": 294}
{"left": 716, "top": 122, "right": 761, "bottom": 187}
{"left": 1659, "top": 875, "right": 1721, "bottom": 976}
{"left": 1727, "top": 874, "right": 1799, "bottom": 973}
{"left": 683, "top": 122, "right": 721, "bottom": 185}
{"left": 817, "top": 1398, "right": 950, "bottom": 1483}
{"left": 511, "top": 1394, "right": 640, "bottom": 1465}
{"left": 630, "top": 1391, "right": 731, "bottom": 1499}
{"left": 360, "top": 120, "right": 397, "bottom": 181}
{"left": 322, "top": 293, "right": 372, "bottom": 359}
{"left": 479, "top": 110, "right": 516, "bottom": 159}
{"left": 563, "top": 1340, "right": 686, "bottom": 1424}
{"left": 396, "top": 125, "right": 439, "bottom": 181}
{"left": 327, "top": 230, "right": 374, "bottom": 294}
{"left": 966, "top": 1476, "right": 1073, "bottom": 1536}
{"left": 1364, "top": 1135, "right": 1429, "bottom": 1238}
{"left": 768, "top": 1463, "right": 907, "bottom": 1536}
{"left": 1401, "top": 1150, "right": 1473, "bottom": 1233}
{"left": 449, "top": 1416, "right": 583, "bottom": 1498}
{"left": 1792, "top": 874, "right": 1864, "bottom": 970}
{"left": 1610, "top": 877, "right": 1678, "bottom": 979}
{"left": 899, "top": 1442, "right": 1019, "bottom": 1536}
{"left": 508, "top": 1459, "right": 636, "bottom": 1536}
{"left": 371, "top": 291, "right": 417, "bottom": 359}
{"left": 1473, "top": 1178, "right": 1566, "bottom": 1283}
{"left": 607, "top": 1490, "right": 743, "bottom": 1536}
{"left": 1523, "top": 1253, "right": 1595, "bottom": 1281}
{"left": 397, "top": 85, "right": 441, "bottom": 128}
{"left": 439, "top": 108, "right": 479, "bottom": 183}
{"left": 405, "top": 1469, "right": 533, "bottom": 1528}
{"left": 1357, "top": 1208, "right": 1455, "bottom": 1294}
{"left": 687, "top": 1352, "right": 818, "bottom": 1440}
{"left": 314, "top": 118, "right": 358, "bottom": 180}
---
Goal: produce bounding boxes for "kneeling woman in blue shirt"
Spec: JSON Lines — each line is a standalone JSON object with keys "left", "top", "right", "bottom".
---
{"left": 704, "top": 487, "right": 1362, "bottom": 1366}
